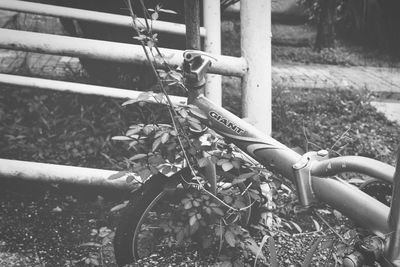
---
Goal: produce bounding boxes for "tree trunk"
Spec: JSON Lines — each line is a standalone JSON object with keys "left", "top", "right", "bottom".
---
{"left": 315, "top": 0, "right": 336, "bottom": 50}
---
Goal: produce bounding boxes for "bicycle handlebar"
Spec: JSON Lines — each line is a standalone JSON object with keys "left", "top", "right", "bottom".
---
{"left": 311, "top": 156, "right": 395, "bottom": 183}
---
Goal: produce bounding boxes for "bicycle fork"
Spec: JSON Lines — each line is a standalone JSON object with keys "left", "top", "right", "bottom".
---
{"left": 385, "top": 148, "right": 400, "bottom": 266}
{"left": 346, "top": 147, "right": 400, "bottom": 267}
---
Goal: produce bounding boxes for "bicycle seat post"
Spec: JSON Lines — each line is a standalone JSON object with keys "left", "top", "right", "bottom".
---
{"left": 386, "top": 148, "right": 400, "bottom": 265}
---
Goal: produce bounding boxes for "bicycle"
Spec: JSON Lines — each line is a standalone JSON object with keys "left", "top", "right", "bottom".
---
{"left": 113, "top": 50, "right": 399, "bottom": 267}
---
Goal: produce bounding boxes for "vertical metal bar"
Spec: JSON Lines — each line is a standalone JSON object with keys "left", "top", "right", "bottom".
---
{"left": 203, "top": 0, "right": 222, "bottom": 105}
{"left": 184, "top": 0, "right": 201, "bottom": 50}
{"left": 387, "top": 148, "right": 400, "bottom": 263}
{"left": 240, "top": 0, "right": 272, "bottom": 135}
{"left": 184, "top": 0, "right": 203, "bottom": 104}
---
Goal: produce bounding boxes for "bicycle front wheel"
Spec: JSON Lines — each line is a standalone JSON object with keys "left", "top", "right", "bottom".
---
{"left": 113, "top": 168, "right": 252, "bottom": 266}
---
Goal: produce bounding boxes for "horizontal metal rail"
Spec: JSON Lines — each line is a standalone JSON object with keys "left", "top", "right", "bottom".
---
{"left": 0, "top": 73, "right": 186, "bottom": 104}
{"left": 0, "top": 158, "right": 135, "bottom": 190}
{"left": 0, "top": 0, "right": 206, "bottom": 37}
{"left": 0, "top": 29, "right": 247, "bottom": 77}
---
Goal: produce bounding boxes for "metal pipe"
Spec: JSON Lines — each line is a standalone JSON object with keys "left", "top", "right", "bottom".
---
{"left": 0, "top": 158, "right": 134, "bottom": 190}
{"left": 204, "top": 0, "right": 222, "bottom": 105}
{"left": 387, "top": 149, "right": 400, "bottom": 263}
{"left": 0, "top": 29, "right": 247, "bottom": 77}
{"left": 312, "top": 176, "right": 391, "bottom": 237}
{"left": 0, "top": 73, "right": 186, "bottom": 104}
{"left": 184, "top": 0, "right": 201, "bottom": 50}
{"left": 311, "top": 156, "right": 395, "bottom": 183}
{"left": 0, "top": 0, "right": 206, "bottom": 37}
{"left": 240, "top": 0, "right": 272, "bottom": 135}
{"left": 184, "top": 0, "right": 203, "bottom": 105}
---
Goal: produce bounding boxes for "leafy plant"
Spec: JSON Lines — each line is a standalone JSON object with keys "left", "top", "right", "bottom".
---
{"left": 64, "top": 227, "right": 114, "bottom": 267}
{"left": 106, "top": 1, "right": 291, "bottom": 264}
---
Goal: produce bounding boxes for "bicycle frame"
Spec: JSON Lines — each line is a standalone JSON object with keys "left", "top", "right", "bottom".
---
{"left": 188, "top": 91, "right": 398, "bottom": 265}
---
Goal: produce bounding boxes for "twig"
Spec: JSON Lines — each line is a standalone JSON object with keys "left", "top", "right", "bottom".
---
{"left": 314, "top": 211, "right": 349, "bottom": 245}
{"left": 302, "top": 120, "right": 309, "bottom": 152}
{"left": 329, "top": 126, "right": 351, "bottom": 155}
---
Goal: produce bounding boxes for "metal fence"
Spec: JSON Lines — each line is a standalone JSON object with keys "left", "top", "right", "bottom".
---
{"left": 0, "top": 0, "right": 271, "bottom": 188}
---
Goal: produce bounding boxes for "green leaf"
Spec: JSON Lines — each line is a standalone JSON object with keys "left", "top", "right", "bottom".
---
{"left": 222, "top": 162, "right": 234, "bottom": 172}
{"left": 79, "top": 242, "right": 101, "bottom": 248}
{"left": 224, "top": 230, "right": 236, "bottom": 247}
{"left": 126, "top": 127, "right": 141, "bottom": 136}
{"left": 231, "top": 159, "right": 241, "bottom": 169}
{"left": 137, "top": 91, "right": 152, "bottom": 101}
{"left": 217, "top": 158, "right": 229, "bottom": 166}
{"left": 152, "top": 138, "right": 162, "bottom": 152}
{"left": 189, "top": 215, "right": 198, "bottom": 226}
{"left": 212, "top": 207, "right": 225, "bottom": 216}
{"left": 123, "top": 173, "right": 133, "bottom": 183}
{"left": 178, "top": 108, "right": 188, "bottom": 118}
{"left": 197, "top": 157, "right": 209, "bottom": 167}
{"left": 128, "top": 140, "right": 138, "bottom": 149}
{"left": 190, "top": 220, "right": 200, "bottom": 235}
{"left": 290, "top": 221, "right": 302, "bottom": 233}
{"left": 151, "top": 11, "right": 159, "bottom": 20}
{"left": 223, "top": 195, "right": 233, "bottom": 204}
{"left": 333, "top": 210, "right": 343, "bottom": 220}
{"left": 110, "top": 201, "right": 128, "bottom": 212}
{"left": 160, "top": 165, "right": 172, "bottom": 174}
{"left": 312, "top": 218, "right": 321, "bottom": 231}
{"left": 129, "top": 154, "right": 147, "bottom": 161}
{"left": 168, "top": 70, "right": 182, "bottom": 81}
{"left": 107, "top": 171, "right": 128, "bottom": 180}
{"left": 122, "top": 99, "right": 139, "bottom": 106}
{"left": 237, "top": 172, "right": 256, "bottom": 181}
{"left": 246, "top": 238, "right": 263, "bottom": 259}
{"left": 158, "top": 8, "right": 178, "bottom": 14}
{"left": 184, "top": 201, "right": 193, "bottom": 210}
{"left": 189, "top": 106, "right": 208, "bottom": 120}
{"left": 161, "top": 132, "right": 170, "bottom": 144}
{"left": 143, "top": 125, "right": 155, "bottom": 135}
{"left": 139, "top": 168, "right": 152, "bottom": 181}
{"left": 188, "top": 119, "right": 203, "bottom": 131}
{"left": 90, "top": 258, "right": 100, "bottom": 266}
{"left": 112, "top": 136, "right": 132, "bottom": 141}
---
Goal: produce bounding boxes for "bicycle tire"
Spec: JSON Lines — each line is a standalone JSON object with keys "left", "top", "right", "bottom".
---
{"left": 113, "top": 168, "right": 253, "bottom": 266}
{"left": 360, "top": 179, "right": 392, "bottom": 206}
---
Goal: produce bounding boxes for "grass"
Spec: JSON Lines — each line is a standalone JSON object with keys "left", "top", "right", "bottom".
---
{"left": 0, "top": 84, "right": 398, "bottom": 265}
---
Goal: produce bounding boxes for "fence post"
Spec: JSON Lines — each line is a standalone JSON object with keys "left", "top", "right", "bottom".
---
{"left": 184, "top": 0, "right": 201, "bottom": 50}
{"left": 184, "top": 0, "right": 202, "bottom": 104}
{"left": 203, "top": 0, "right": 222, "bottom": 105}
{"left": 240, "top": 0, "right": 272, "bottom": 135}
